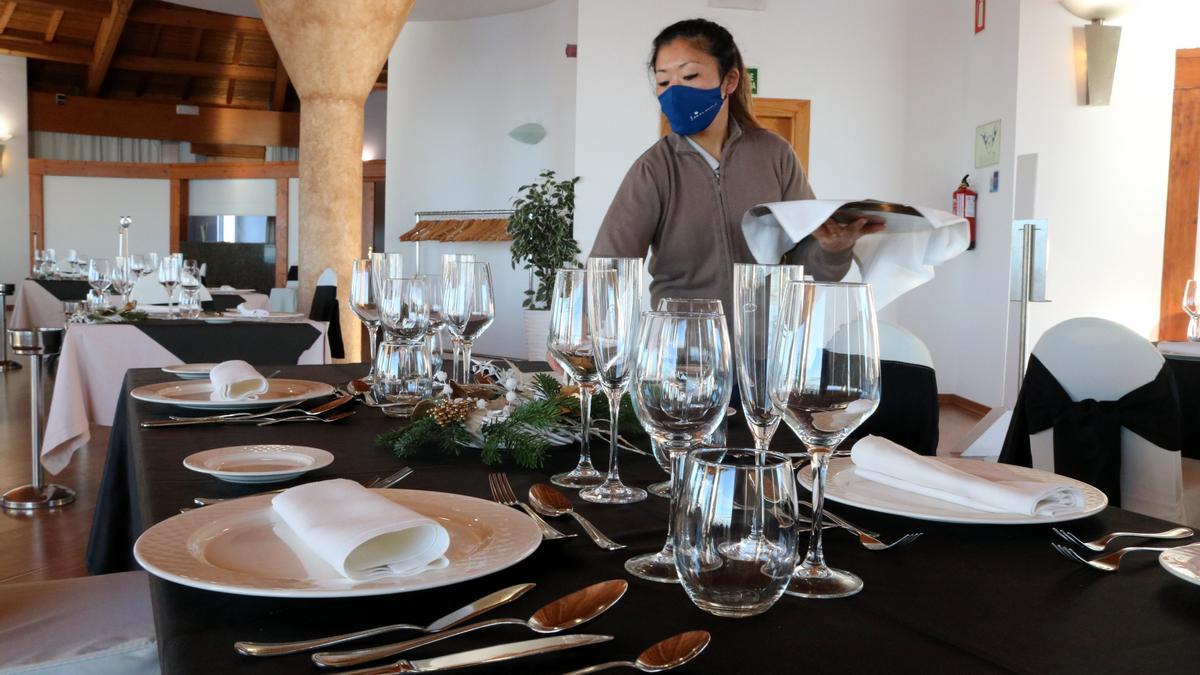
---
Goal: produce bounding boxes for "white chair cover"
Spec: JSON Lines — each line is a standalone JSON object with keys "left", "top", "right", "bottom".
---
{"left": 879, "top": 321, "right": 934, "bottom": 368}
{"left": 316, "top": 267, "right": 337, "bottom": 287}
{"left": 269, "top": 288, "right": 299, "bottom": 313}
{"left": 1029, "top": 317, "right": 1186, "bottom": 523}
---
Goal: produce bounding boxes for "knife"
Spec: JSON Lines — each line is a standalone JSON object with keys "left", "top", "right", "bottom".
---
{"left": 335, "top": 634, "right": 613, "bottom": 675}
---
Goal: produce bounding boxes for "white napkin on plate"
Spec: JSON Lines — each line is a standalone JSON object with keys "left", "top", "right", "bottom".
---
{"left": 272, "top": 479, "right": 450, "bottom": 580}
{"left": 850, "top": 435, "right": 1085, "bottom": 516}
{"left": 208, "top": 360, "right": 269, "bottom": 401}
{"left": 1158, "top": 341, "right": 1200, "bottom": 358}
{"left": 236, "top": 302, "right": 269, "bottom": 318}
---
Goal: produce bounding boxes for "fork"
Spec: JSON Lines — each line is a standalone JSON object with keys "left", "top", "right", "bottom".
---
{"left": 487, "top": 473, "right": 574, "bottom": 540}
{"left": 255, "top": 410, "right": 356, "bottom": 426}
{"left": 1051, "top": 526, "right": 1194, "bottom": 552}
{"left": 798, "top": 500, "right": 920, "bottom": 551}
{"left": 1051, "top": 542, "right": 1181, "bottom": 572}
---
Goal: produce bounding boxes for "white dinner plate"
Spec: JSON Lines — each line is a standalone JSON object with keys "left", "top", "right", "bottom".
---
{"left": 130, "top": 379, "right": 335, "bottom": 410}
{"left": 183, "top": 445, "right": 334, "bottom": 484}
{"left": 223, "top": 310, "right": 306, "bottom": 321}
{"left": 134, "top": 489, "right": 542, "bottom": 597}
{"left": 208, "top": 288, "right": 256, "bottom": 294}
{"left": 798, "top": 457, "right": 1108, "bottom": 525}
{"left": 1159, "top": 543, "right": 1200, "bottom": 586}
{"left": 161, "top": 363, "right": 218, "bottom": 379}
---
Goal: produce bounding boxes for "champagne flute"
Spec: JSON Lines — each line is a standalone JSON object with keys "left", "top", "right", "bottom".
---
{"left": 88, "top": 258, "right": 113, "bottom": 306}
{"left": 546, "top": 268, "right": 603, "bottom": 488}
{"left": 580, "top": 257, "right": 645, "bottom": 505}
{"left": 440, "top": 253, "right": 476, "bottom": 380}
{"left": 1184, "top": 280, "right": 1200, "bottom": 342}
{"left": 769, "top": 281, "right": 880, "bottom": 599}
{"left": 157, "top": 256, "right": 181, "bottom": 319}
{"left": 443, "top": 260, "right": 494, "bottom": 383}
{"left": 421, "top": 274, "right": 445, "bottom": 377}
{"left": 350, "top": 259, "right": 381, "bottom": 380}
{"left": 627, "top": 309, "right": 732, "bottom": 582}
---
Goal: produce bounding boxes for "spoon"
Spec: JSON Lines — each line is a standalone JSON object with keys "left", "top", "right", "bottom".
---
{"left": 528, "top": 484, "right": 625, "bottom": 551}
{"left": 562, "top": 630, "right": 712, "bottom": 674}
{"left": 311, "top": 579, "right": 628, "bottom": 669}
{"left": 235, "top": 583, "right": 536, "bottom": 656}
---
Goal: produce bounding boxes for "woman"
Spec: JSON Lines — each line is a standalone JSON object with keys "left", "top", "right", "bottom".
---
{"left": 591, "top": 18, "right": 884, "bottom": 312}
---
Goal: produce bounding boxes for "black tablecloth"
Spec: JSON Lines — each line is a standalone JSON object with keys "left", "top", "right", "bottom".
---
{"left": 89, "top": 366, "right": 1200, "bottom": 674}
{"left": 133, "top": 320, "right": 321, "bottom": 365}
{"left": 1164, "top": 355, "right": 1200, "bottom": 460}
{"left": 32, "top": 278, "right": 90, "bottom": 300}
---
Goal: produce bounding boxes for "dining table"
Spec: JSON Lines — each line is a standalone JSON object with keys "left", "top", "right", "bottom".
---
{"left": 86, "top": 364, "right": 1200, "bottom": 674}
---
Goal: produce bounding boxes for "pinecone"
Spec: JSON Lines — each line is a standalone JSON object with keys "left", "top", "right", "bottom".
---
{"left": 430, "top": 399, "right": 476, "bottom": 427}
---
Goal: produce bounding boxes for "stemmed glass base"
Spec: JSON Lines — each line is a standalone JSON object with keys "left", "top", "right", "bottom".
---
{"left": 786, "top": 563, "right": 863, "bottom": 599}
{"left": 551, "top": 461, "right": 602, "bottom": 488}
{"left": 647, "top": 481, "right": 671, "bottom": 498}
{"left": 579, "top": 480, "right": 646, "bottom": 504}
{"left": 624, "top": 545, "right": 679, "bottom": 583}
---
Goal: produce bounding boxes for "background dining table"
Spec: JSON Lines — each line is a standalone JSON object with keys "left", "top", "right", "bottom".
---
{"left": 88, "top": 364, "right": 1200, "bottom": 674}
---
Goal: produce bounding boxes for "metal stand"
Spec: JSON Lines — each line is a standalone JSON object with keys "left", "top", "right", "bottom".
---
{"left": 1010, "top": 221, "right": 1050, "bottom": 383}
{"left": 0, "top": 284, "right": 21, "bottom": 372}
{"left": 3, "top": 327, "right": 74, "bottom": 510}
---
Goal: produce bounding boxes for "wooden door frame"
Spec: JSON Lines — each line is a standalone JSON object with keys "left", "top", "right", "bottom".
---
{"left": 1158, "top": 49, "right": 1200, "bottom": 340}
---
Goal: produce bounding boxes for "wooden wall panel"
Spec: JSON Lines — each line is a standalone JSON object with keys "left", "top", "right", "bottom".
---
{"left": 169, "top": 177, "right": 187, "bottom": 252}
{"left": 1159, "top": 53, "right": 1200, "bottom": 340}
{"left": 274, "top": 177, "right": 289, "bottom": 287}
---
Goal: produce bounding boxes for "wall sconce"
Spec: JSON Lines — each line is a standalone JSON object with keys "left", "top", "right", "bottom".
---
{"left": 0, "top": 130, "right": 10, "bottom": 177}
{"left": 1058, "top": 0, "right": 1139, "bottom": 105}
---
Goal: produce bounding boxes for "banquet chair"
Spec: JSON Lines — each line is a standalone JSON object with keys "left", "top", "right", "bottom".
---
{"left": 309, "top": 267, "right": 344, "bottom": 359}
{"left": 0, "top": 571, "right": 158, "bottom": 674}
{"left": 1001, "top": 317, "right": 1187, "bottom": 523}
{"left": 849, "top": 321, "right": 939, "bottom": 455}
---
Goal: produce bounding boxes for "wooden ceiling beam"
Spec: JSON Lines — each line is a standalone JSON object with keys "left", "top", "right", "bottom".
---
{"left": 44, "top": 9, "right": 63, "bottom": 42}
{"left": 19, "top": 0, "right": 112, "bottom": 16}
{"left": 127, "top": 2, "right": 268, "bottom": 34}
{"left": 112, "top": 54, "right": 276, "bottom": 82}
{"left": 0, "top": 33, "right": 92, "bottom": 63}
{"left": 0, "top": 3, "right": 16, "bottom": 35}
{"left": 86, "top": 0, "right": 133, "bottom": 96}
{"left": 226, "top": 32, "right": 242, "bottom": 105}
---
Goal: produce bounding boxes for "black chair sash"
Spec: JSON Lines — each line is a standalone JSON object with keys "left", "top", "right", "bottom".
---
{"left": 998, "top": 355, "right": 1181, "bottom": 507}
{"left": 849, "top": 360, "right": 940, "bottom": 456}
{"left": 309, "top": 285, "right": 344, "bottom": 359}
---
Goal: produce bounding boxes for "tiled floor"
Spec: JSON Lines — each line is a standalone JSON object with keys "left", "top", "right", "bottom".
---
{"left": 0, "top": 356, "right": 984, "bottom": 584}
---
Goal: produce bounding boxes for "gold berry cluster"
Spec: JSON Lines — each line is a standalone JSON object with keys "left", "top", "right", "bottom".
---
{"left": 430, "top": 399, "right": 476, "bottom": 427}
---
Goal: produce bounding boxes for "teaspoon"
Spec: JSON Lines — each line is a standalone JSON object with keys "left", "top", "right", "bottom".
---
{"left": 563, "top": 630, "right": 712, "bottom": 674}
{"left": 311, "top": 579, "right": 628, "bottom": 669}
{"left": 528, "top": 484, "right": 625, "bottom": 550}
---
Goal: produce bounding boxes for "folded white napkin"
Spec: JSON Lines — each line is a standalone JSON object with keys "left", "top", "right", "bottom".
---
{"left": 272, "top": 479, "right": 450, "bottom": 580}
{"left": 208, "top": 360, "right": 269, "bottom": 401}
{"left": 1158, "top": 341, "right": 1200, "bottom": 358}
{"left": 236, "top": 302, "right": 269, "bottom": 318}
{"left": 219, "top": 284, "right": 235, "bottom": 291}
{"left": 741, "top": 199, "right": 970, "bottom": 309}
{"left": 128, "top": 275, "right": 170, "bottom": 305}
{"left": 850, "top": 435, "right": 1085, "bottom": 516}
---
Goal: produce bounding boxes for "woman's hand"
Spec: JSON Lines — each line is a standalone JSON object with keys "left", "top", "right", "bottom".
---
{"left": 812, "top": 214, "right": 887, "bottom": 253}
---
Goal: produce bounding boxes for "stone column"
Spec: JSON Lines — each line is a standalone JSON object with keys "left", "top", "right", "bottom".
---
{"left": 257, "top": 0, "right": 413, "bottom": 361}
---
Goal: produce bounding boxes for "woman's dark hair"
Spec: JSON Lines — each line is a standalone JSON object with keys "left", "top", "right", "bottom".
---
{"left": 650, "top": 18, "right": 760, "bottom": 131}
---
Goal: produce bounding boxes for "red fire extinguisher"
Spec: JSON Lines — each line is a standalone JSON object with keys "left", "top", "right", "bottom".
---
{"left": 953, "top": 174, "right": 977, "bottom": 250}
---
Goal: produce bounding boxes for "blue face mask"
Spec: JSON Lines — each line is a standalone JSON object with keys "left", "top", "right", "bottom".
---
{"left": 658, "top": 84, "right": 725, "bottom": 136}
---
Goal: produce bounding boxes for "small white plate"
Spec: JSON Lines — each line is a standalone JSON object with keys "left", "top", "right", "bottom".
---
{"left": 134, "top": 489, "right": 542, "bottom": 597}
{"left": 183, "top": 444, "right": 334, "bottom": 483}
{"left": 203, "top": 318, "right": 234, "bottom": 324}
{"left": 1160, "top": 543, "right": 1200, "bottom": 586}
{"left": 223, "top": 310, "right": 306, "bottom": 322}
{"left": 208, "top": 288, "right": 256, "bottom": 295}
{"left": 161, "top": 363, "right": 218, "bottom": 379}
{"left": 130, "top": 379, "right": 335, "bottom": 410}
{"left": 798, "top": 456, "right": 1107, "bottom": 525}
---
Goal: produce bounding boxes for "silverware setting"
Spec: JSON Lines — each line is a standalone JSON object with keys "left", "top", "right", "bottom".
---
{"left": 562, "top": 630, "right": 712, "bottom": 675}
{"left": 488, "top": 473, "right": 574, "bottom": 540}
{"left": 1052, "top": 526, "right": 1194, "bottom": 552}
{"left": 311, "top": 579, "right": 628, "bottom": 669}
{"left": 141, "top": 392, "right": 356, "bottom": 428}
{"left": 1051, "top": 542, "right": 1188, "bottom": 572}
{"left": 235, "top": 582, "right": 535, "bottom": 656}
{"left": 334, "top": 634, "right": 614, "bottom": 675}
{"left": 193, "top": 466, "right": 413, "bottom": 507}
{"left": 798, "top": 500, "right": 921, "bottom": 551}
{"left": 528, "top": 483, "right": 624, "bottom": 550}
{"left": 254, "top": 409, "right": 356, "bottom": 426}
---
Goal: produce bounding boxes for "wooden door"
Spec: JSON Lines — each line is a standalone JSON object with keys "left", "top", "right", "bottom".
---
{"left": 1158, "top": 49, "right": 1200, "bottom": 339}
{"left": 660, "top": 96, "right": 811, "bottom": 172}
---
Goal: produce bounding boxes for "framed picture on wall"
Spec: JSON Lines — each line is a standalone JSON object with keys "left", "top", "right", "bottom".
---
{"left": 975, "top": 120, "right": 1001, "bottom": 168}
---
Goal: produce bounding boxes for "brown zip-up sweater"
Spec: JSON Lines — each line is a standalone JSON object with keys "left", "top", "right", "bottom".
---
{"left": 590, "top": 121, "right": 852, "bottom": 313}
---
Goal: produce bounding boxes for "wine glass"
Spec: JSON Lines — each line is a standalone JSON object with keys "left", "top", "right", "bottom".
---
{"left": 180, "top": 260, "right": 203, "bottom": 316}
{"left": 157, "top": 256, "right": 181, "bottom": 319}
{"left": 1184, "top": 280, "right": 1200, "bottom": 342}
{"left": 580, "top": 257, "right": 645, "bottom": 505}
{"left": 350, "top": 259, "right": 381, "bottom": 379}
{"left": 546, "top": 268, "right": 603, "bottom": 488}
{"left": 421, "top": 274, "right": 445, "bottom": 377}
{"left": 627, "top": 309, "right": 732, "bottom": 582}
{"left": 32, "top": 249, "right": 44, "bottom": 277}
{"left": 440, "top": 253, "right": 476, "bottom": 380}
{"left": 379, "top": 277, "right": 432, "bottom": 345}
{"left": 443, "top": 260, "right": 494, "bottom": 383}
{"left": 769, "top": 281, "right": 880, "bottom": 599}
{"left": 143, "top": 252, "right": 160, "bottom": 279}
{"left": 111, "top": 256, "right": 136, "bottom": 306}
{"left": 128, "top": 254, "right": 146, "bottom": 281}
{"left": 88, "top": 258, "right": 113, "bottom": 306}
{"left": 43, "top": 249, "right": 58, "bottom": 277}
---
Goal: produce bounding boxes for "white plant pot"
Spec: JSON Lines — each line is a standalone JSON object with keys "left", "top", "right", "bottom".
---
{"left": 523, "top": 309, "right": 552, "bottom": 361}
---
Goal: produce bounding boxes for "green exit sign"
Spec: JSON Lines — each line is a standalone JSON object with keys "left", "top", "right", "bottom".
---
{"left": 748, "top": 67, "right": 759, "bottom": 95}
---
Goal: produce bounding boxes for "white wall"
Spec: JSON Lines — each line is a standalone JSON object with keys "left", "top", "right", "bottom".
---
{"left": 385, "top": 0, "right": 578, "bottom": 355}
{"left": 0, "top": 55, "right": 29, "bottom": 298}
{"left": 1013, "top": 0, "right": 1200, "bottom": 362}
{"left": 572, "top": 0, "right": 911, "bottom": 257}
{"left": 363, "top": 91, "right": 387, "bottom": 161}
{"left": 42, "top": 177, "right": 171, "bottom": 258}
{"left": 189, "top": 178, "right": 276, "bottom": 216}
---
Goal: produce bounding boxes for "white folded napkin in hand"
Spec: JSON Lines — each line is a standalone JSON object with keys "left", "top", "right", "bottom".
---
{"left": 272, "top": 479, "right": 450, "bottom": 580}
{"left": 850, "top": 435, "right": 1086, "bottom": 516}
{"left": 1158, "top": 341, "right": 1200, "bottom": 358}
{"left": 219, "top": 284, "right": 235, "bottom": 291}
{"left": 208, "top": 360, "right": 269, "bottom": 401}
{"left": 236, "top": 302, "right": 269, "bottom": 318}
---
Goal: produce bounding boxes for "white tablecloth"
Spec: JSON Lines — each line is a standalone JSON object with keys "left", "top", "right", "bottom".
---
{"left": 40, "top": 321, "right": 330, "bottom": 474}
{"left": 11, "top": 280, "right": 270, "bottom": 330}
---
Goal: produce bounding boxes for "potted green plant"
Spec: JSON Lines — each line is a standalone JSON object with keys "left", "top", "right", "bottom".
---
{"left": 508, "top": 169, "right": 581, "bottom": 360}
